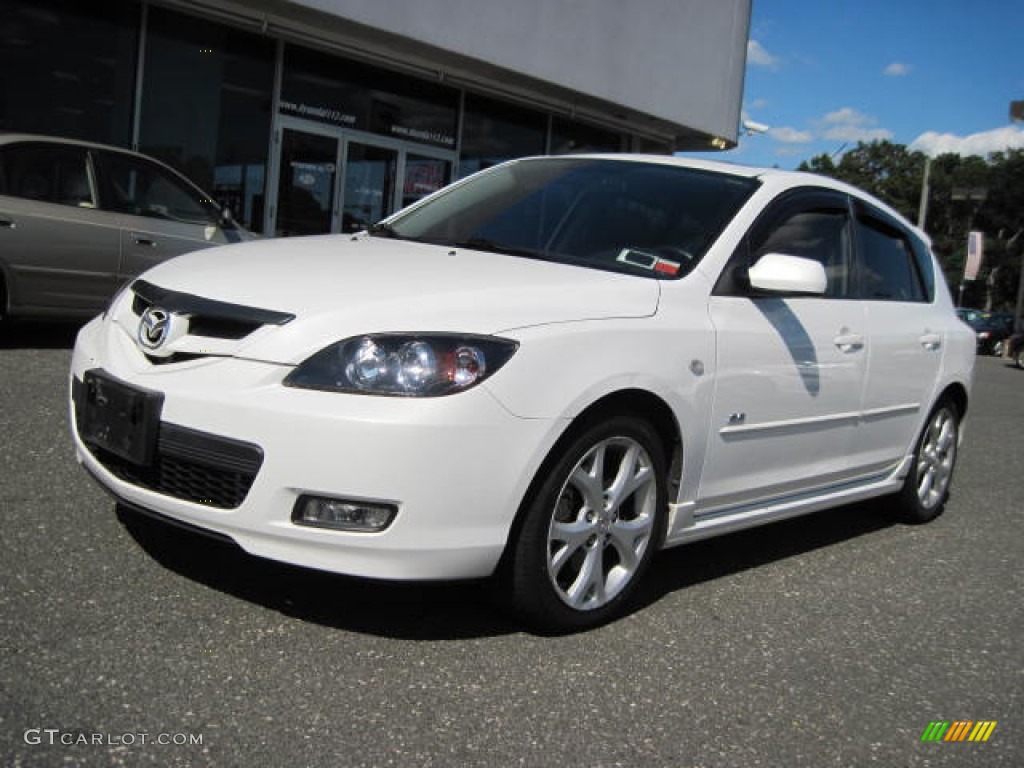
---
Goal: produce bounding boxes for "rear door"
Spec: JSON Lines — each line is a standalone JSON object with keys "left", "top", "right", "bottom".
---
{"left": 0, "top": 141, "right": 120, "bottom": 314}
{"left": 850, "top": 200, "right": 943, "bottom": 471}
{"left": 91, "top": 150, "right": 232, "bottom": 282}
{"left": 701, "top": 189, "right": 867, "bottom": 510}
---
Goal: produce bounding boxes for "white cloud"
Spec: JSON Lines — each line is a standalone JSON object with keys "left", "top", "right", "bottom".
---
{"left": 769, "top": 126, "right": 813, "bottom": 144}
{"left": 824, "top": 125, "right": 894, "bottom": 142}
{"left": 747, "top": 40, "right": 779, "bottom": 70}
{"left": 819, "top": 108, "right": 893, "bottom": 142}
{"left": 822, "top": 107, "right": 869, "bottom": 125}
{"left": 884, "top": 62, "right": 911, "bottom": 77}
{"left": 909, "top": 125, "right": 1024, "bottom": 157}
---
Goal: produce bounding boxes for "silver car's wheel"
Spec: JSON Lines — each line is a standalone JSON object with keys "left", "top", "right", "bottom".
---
{"left": 897, "top": 399, "right": 959, "bottom": 523}
{"left": 547, "top": 436, "right": 658, "bottom": 611}
{"left": 508, "top": 416, "right": 667, "bottom": 631}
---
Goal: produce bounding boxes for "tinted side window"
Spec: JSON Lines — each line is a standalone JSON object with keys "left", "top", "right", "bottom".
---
{"left": 0, "top": 143, "right": 94, "bottom": 208}
{"left": 716, "top": 190, "right": 852, "bottom": 298}
{"left": 94, "top": 151, "right": 220, "bottom": 225}
{"left": 751, "top": 209, "right": 851, "bottom": 297}
{"left": 855, "top": 213, "right": 926, "bottom": 302}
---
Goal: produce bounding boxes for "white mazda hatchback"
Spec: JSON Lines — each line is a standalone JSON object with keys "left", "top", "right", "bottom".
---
{"left": 70, "top": 155, "right": 975, "bottom": 631}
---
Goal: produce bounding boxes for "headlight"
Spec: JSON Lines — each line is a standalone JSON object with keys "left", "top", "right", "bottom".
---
{"left": 284, "top": 334, "right": 518, "bottom": 396}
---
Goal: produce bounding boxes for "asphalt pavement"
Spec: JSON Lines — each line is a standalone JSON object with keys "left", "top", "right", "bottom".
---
{"left": 1, "top": 320, "right": 1021, "bottom": 767}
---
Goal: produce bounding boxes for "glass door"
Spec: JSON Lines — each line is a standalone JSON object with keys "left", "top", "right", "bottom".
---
{"left": 275, "top": 128, "right": 339, "bottom": 236}
{"left": 268, "top": 118, "right": 455, "bottom": 237}
{"left": 402, "top": 154, "right": 452, "bottom": 208}
{"left": 341, "top": 142, "right": 398, "bottom": 234}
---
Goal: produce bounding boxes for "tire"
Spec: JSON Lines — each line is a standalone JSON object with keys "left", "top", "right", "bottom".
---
{"left": 895, "top": 399, "right": 960, "bottom": 524}
{"left": 507, "top": 415, "right": 668, "bottom": 632}
{"left": 1016, "top": 346, "right": 1024, "bottom": 370}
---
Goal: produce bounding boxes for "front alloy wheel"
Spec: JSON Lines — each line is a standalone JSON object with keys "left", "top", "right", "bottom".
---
{"left": 897, "top": 399, "right": 960, "bottom": 523}
{"left": 509, "top": 416, "right": 667, "bottom": 631}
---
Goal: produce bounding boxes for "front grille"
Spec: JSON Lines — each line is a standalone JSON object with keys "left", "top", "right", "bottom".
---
{"left": 80, "top": 414, "right": 263, "bottom": 510}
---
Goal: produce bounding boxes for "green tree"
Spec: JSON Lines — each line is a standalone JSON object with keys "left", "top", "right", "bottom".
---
{"left": 799, "top": 140, "right": 926, "bottom": 221}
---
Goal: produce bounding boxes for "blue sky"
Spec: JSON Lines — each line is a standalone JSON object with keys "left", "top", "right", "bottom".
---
{"left": 715, "top": 0, "right": 1024, "bottom": 168}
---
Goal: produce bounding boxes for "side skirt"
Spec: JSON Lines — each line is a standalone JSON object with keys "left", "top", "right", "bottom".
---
{"left": 662, "top": 457, "right": 912, "bottom": 548}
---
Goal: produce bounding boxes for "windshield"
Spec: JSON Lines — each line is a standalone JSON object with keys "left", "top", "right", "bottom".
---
{"left": 374, "top": 157, "right": 759, "bottom": 278}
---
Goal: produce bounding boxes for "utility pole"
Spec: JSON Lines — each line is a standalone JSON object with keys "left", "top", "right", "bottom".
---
{"left": 917, "top": 155, "right": 932, "bottom": 230}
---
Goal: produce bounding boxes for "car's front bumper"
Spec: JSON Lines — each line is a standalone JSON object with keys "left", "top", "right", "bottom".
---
{"left": 69, "top": 316, "right": 561, "bottom": 580}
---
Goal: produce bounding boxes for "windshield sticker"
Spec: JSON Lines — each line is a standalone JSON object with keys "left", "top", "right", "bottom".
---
{"left": 654, "top": 259, "right": 680, "bottom": 276}
{"left": 617, "top": 249, "right": 657, "bottom": 270}
{"left": 616, "top": 249, "right": 681, "bottom": 276}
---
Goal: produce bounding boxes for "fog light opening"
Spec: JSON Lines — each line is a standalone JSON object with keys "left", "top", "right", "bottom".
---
{"left": 293, "top": 495, "right": 397, "bottom": 532}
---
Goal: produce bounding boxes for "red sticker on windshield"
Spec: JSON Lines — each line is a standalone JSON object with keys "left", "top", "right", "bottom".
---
{"left": 654, "top": 259, "right": 680, "bottom": 276}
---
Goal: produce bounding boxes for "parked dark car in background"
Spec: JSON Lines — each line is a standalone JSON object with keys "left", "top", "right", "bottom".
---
{"left": 956, "top": 308, "right": 1014, "bottom": 355}
{"left": 0, "top": 134, "right": 252, "bottom": 322}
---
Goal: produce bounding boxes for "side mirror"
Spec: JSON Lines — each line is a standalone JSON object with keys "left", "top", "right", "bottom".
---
{"left": 220, "top": 207, "right": 235, "bottom": 226}
{"left": 748, "top": 252, "right": 827, "bottom": 296}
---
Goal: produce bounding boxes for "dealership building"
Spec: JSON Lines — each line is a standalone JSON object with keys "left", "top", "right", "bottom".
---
{"left": 1, "top": 0, "right": 750, "bottom": 236}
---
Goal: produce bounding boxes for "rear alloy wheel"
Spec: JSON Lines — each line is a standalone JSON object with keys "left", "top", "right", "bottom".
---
{"left": 896, "top": 399, "right": 960, "bottom": 523}
{"left": 508, "top": 416, "right": 667, "bottom": 632}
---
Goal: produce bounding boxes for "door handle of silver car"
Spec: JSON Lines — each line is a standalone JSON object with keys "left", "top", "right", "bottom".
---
{"left": 920, "top": 332, "right": 942, "bottom": 351}
{"left": 834, "top": 331, "right": 864, "bottom": 353}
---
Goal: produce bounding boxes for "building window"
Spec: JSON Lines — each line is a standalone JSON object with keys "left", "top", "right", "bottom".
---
{"left": 0, "top": 0, "right": 138, "bottom": 145}
{"left": 550, "top": 117, "right": 624, "bottom": 155}
{"left": 280, "top": 45, "right": 458, "bottom": 150}
{"left": 137, "top": 6, "right": 275, "bottom": 231}
{"left": 458, "top": 94, "right": 547, "bottom": 178}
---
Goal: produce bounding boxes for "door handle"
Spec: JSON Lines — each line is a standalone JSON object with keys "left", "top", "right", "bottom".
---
{"left": 834, "top": 331, "right": 864, "bottom": 353}
{"left": 0, "top": 217, "right": 15, "bottom": 229}
{"left": 132, "top": 234, "right": 157, "bottom": 247}
{"left": 920, "top": 332, "right": 942, "bottom": 351}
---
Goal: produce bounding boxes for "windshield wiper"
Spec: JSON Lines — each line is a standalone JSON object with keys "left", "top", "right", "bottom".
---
{"left": 452, "top": 237, "right": 549, "bottom": 260}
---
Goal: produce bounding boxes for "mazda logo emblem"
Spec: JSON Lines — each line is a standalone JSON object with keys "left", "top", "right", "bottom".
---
{"left": 138, "top": 307, "right": 172, "bottom": 350}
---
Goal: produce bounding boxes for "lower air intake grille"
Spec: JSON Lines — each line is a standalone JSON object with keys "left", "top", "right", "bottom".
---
{"left": 86, "top": 422, "right": 263, "bottom": 510}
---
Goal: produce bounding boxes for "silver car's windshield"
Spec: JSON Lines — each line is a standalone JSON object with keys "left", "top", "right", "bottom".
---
{"left": 373, "top": 157, "right": 759, "bottom": 279}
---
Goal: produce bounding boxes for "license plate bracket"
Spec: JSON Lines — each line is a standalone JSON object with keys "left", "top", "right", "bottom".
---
{"left": 80, "top": 370, "right": 163, "bottom": 466}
